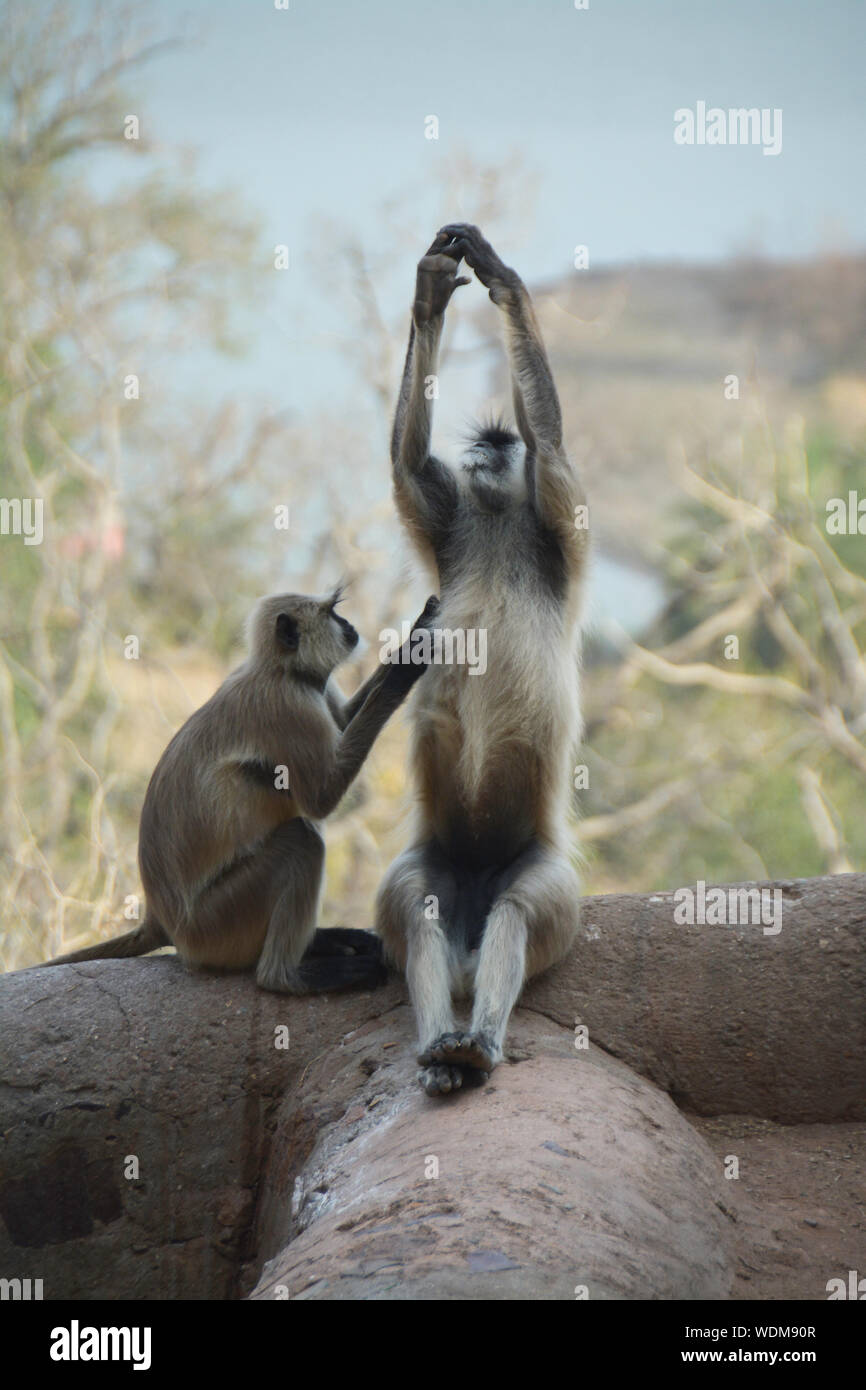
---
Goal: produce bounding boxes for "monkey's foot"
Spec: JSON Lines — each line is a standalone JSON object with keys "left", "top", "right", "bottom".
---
{"left": 259, "top": 954, "right": 388, "bottom": 995}
{"left": 417, "top": 1064, "right": 466, "bottom": 1096}
{"left": 418, "top": 1030, "right": 496, "bottom": 1075}
{"left": 419, "top": 1028, "right": 497, "bottom": 1089}
{"left": 305, "top": 927, "right": 383, "bottom": 959}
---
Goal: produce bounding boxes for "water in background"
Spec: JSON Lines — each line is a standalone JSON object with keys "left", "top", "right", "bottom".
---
{"left": 586, "top": 550, "right": 666, "bottom": 641}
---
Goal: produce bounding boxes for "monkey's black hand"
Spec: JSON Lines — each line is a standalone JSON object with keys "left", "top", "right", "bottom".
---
{"left": 384, "top": 596, "right": 440, "bottom": 693}
{"left": 413, "top": 594, "right": 441, "bottom": 631}
{"left": 437, "top": 224, "right": 518, "bottom": 299}
{"left": 413, "top": 237, "right": 470, "bottom": 324}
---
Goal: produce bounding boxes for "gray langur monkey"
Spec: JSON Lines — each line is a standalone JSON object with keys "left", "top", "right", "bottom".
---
{"left": 44, "top": 589, "right": 439, "bottom": 994}
{"left": 376, "top": 224, "right": 588, "bottom": 1095}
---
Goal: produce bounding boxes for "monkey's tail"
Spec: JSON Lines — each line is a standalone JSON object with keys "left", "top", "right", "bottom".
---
{"left": 43, "top": 916, "right": 169, "bottom": 966}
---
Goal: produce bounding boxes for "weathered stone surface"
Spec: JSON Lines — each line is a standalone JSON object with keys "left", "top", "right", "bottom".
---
{"left": 0, "top": 957, "right": 395, "bottom": 1299}
{"left": 525, "top": 873, "right": 866, "bottom": 1122}
{"left": 250, "top": 1011, "right": 734, "bottom": 1301}
{"left": 1, "top": 873, "right": 863, "bottom": 1300}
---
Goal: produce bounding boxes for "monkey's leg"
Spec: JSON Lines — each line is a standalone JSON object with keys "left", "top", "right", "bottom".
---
{"left": 377, "top": 845, "right": 465, "bottom": 1096}
{"left": 255, "top": 820, "right": 385, "bottom": 994}
{"left": 179, "top": 834, "right": 291, "bottom": 972}
{"left": 181, "top": 821, "right": 382, "bottom": 992}
{"left": 467, "top": 845, "right": 581, "bottom": 1073}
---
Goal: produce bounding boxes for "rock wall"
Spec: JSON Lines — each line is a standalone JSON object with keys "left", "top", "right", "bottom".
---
{"left": 0, "top": 874, "right": 862, "bottom": 1300}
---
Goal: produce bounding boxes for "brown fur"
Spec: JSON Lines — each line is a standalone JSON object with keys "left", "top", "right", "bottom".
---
{"left": 44, "top": 590, "right": 437, "bottom": 994}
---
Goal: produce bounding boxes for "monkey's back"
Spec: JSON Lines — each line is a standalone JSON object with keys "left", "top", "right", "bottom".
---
{"left": 138, "top": 674, "right": 305, "bottom": 929}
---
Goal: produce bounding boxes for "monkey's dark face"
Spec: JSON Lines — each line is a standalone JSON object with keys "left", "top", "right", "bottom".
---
{"left": 249, "top": 588, "right": 358, "bottom": 683}
{"left": 332, "top": 610, "right": 360, "bottom": 653}
{"left": 321, "top": 583, "right": 359, "bottom": 658}
{"left": 460, "top": 438, "right": 526, "bottom": 512}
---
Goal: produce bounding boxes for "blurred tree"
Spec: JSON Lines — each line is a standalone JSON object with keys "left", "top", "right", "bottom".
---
{"left": 580, "top": 415, "right": 866, "bottom": 888}
{"left": 3, "top": 1, "right": 862, "bottom": 974}
{"left": 0, "top": 1, "right": 289, "bottom": 963}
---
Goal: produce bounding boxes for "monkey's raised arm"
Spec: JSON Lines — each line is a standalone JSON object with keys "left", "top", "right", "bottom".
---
{"left": 500, "top": 285, "right": 585, "bottom": 545}
{"left": 390, "top": 239, "right": 467, "bottom": 555}
{"left": 325, "top": 667, "right": 385, "bottom": 731}
{"left": 325, "top": 592, "right": 440, "bottom": 730}
{"left": 297, "top": 672, "right": 416, "bottom": 820}
{"left": 438, "top": 224, "right": 586, "bottom": 546}
{"left": 294, "top": 598, "right": 439, "bottom": 819}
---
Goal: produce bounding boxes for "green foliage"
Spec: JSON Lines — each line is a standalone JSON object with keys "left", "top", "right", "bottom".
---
{"left": 583, "top": 419, "right": 866, "bottom": 893}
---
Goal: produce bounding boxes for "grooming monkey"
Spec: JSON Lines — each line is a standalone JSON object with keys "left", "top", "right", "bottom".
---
{"left": 376, "top": 225, "right": 588, "bottom": 1095}
{"left": 45, "top": 589, "right": 439, "bottom": 993}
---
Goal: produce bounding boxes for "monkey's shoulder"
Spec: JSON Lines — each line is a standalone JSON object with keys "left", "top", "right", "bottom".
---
{"left": 147, "top": 676, "right": 325, "bottom": 792}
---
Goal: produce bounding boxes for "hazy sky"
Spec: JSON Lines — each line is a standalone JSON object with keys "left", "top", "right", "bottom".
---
{"left": 109, "top": 0, "right": 865, "bottom": 408}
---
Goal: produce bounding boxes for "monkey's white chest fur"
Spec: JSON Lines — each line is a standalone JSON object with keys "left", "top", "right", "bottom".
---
{"left": 412, "top": 585, "right": 581, "bottom": 837}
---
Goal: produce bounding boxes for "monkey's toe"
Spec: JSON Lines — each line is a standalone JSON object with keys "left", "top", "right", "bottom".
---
{"left": 420, "top": 1030, "right": 495, "bottom": 1075}
{"left": 417, "top": 1030, "right": 470, "bottom": 1066}
{"left": 417, "top": 1064, "right": 464, "bottom": 1097}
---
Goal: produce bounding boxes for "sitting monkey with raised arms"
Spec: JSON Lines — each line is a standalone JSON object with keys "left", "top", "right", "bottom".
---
{"left": 44, "top": 589, "right": 438, "bottom": 994}
{"left": 378, "top": 225, "right": 588, "bottom": 1094}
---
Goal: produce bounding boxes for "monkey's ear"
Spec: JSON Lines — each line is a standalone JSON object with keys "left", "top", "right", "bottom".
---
{"left": 275, "top": 613, "right": 300, "bottom": 652}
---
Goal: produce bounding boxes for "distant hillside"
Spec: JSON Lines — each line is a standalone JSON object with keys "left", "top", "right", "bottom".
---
{"left": 483, "top": 254, "right": 866, "bottom": 559}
